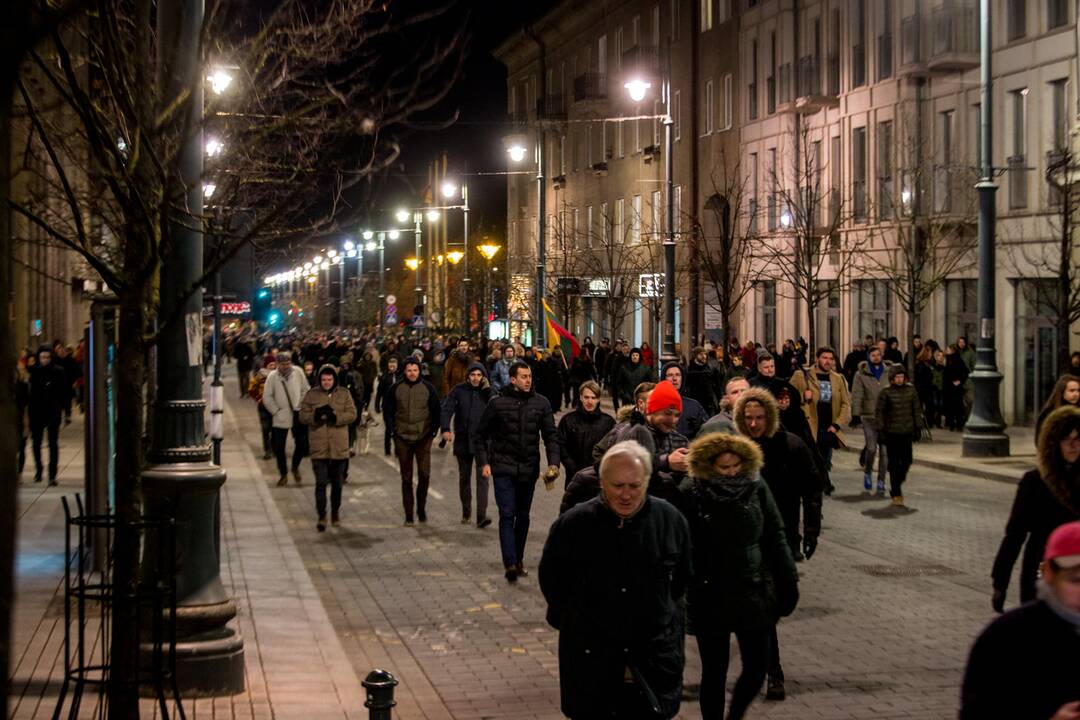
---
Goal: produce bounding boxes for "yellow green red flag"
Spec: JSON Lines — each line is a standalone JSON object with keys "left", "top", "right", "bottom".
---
{"left": 542, "top": 299, "right": 580, "bottom": 366}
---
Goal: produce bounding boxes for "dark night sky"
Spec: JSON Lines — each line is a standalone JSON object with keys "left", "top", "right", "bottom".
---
{"left": 382, "top": 0, "right": 557, "bottom": 238}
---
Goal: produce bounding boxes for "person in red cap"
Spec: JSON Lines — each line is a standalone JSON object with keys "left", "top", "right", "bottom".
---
{"left": 961, "top": 520, "right": 1080, "bottom": 720}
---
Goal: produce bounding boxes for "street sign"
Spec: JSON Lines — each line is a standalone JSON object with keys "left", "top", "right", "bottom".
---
{"left": 385, "top": 303, "right": 397, "bottom": 325}
{"left": 385, "top": 294, "right": 397, "bottom": 306}
{"left": 557, "top": 277, "right": 582, "bottom": 295}
{"left": 639, "top": 273, "right": 664, "bottom": 298}
{"left": 584, "top": 278, "right": 611, "bottom": 297}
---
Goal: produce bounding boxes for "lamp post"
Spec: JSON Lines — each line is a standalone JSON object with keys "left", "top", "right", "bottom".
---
{"left": 478, "top": 243, "right": 501, "bottom": 339}
{"left": 625, "top": 69, "right": 676, "bottom": 364}
{"left": 963, "top": 0, "right": 1009, "bottom": 457}
{"left": 441, "top": 181, "right": 471, "bottom": 333}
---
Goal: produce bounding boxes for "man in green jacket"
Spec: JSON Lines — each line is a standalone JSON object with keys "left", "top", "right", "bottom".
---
{"left": 875, "top": 365, "right": 923, "bottom": 506}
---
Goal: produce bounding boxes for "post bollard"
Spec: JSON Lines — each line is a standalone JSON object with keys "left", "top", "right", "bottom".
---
{"left": 362, "top": 669, "right": 398, "bottom": 720}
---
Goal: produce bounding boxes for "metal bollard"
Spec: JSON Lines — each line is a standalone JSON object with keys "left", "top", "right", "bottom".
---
{"left": 362, "top": 669, "right": 398, "bottom": 720}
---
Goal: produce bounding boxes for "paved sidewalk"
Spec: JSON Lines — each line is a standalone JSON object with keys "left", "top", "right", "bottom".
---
{"left": 8, "top": 401, "right": 365, "bottom": 720}
{"left": 840, "top": 420, "right": 1036, "bottom": 483}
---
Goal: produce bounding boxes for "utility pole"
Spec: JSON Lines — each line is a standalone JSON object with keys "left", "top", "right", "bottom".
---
{"left": 963, "top": 0, "right": 1010, "bottom": 457}
{"left": 146, "top": 0, "right": 244, "bottom": 694}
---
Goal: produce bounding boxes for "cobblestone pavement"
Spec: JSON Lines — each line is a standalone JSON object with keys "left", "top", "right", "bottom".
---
{"left": 230, "top": 387, "right": 1026, "bottom": 720}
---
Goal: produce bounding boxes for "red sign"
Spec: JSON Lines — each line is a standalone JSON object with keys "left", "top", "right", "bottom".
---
{"left": 220, "top": 302, "right": 251, "bottom": 316}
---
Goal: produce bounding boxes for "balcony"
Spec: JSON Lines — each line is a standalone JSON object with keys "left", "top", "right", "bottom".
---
{"left": 621, "top": 45, "right": 660, "bottom": 78}
{"left": 542, "top": 94, "right": 566, "bottom": 120}
{"left": 552, "top": 174, "right": 567, "bottom": 190}
{"left": 928, "top": 2, "right": 978, "bottom": 72}
{"left": 794, "top": 56, "right": 839, "bottom": 114}
{"left": 899, "top": 15, "right": 929, "bottom": 76}
{"left": 590, "top": 161, "right": 608, "bottom": 177}
{"left": 573, "top": 73, "right": 607, "bottom": 103}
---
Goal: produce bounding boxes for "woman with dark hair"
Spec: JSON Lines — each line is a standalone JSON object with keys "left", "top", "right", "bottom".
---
{"left": 1034, "top": 374, "right": 1080, "bottom": 443}
{"left": 990, "top": 405, "right": 1080, "bottom": 611}
{"left": 913, "top": 345, "right": 936, "bottom": 428}
{"left": 943, "top": 345, "right": 969, "bottom": 431}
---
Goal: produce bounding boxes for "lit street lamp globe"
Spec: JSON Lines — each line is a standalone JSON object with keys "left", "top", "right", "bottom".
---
{"left": 388, "top": 230, "right": 400, "bottom": 240}
{"left": 426, "top": 210, "right": 440, "bottom": 222}
{"left": 507, "top": 145, "right": 527, "bottom": 163}
{"left": 396, "top": 209, "right": 411, "bottom": 223}
{"left": 624, "top": 79, "right": 651, "bottom": 102}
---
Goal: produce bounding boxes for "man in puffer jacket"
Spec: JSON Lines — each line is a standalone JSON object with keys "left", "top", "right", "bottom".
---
{"left": 476, "top": 360, "right": 560, "bottom": 583}
{"left": 441, "top": 362, "right": 493, "bottom": 527}
{"left": 384, "top": 357, "right": 442, "bottom": 525}
{"left": 299, "top": 365, "right": 357, "bottom": 531}
{"left": 875, "top": 364, "right": 923, "bottom": 506}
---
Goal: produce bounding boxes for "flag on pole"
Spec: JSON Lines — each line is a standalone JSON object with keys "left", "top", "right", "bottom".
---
{"left": 543, "top": 299, "right": 580, "bottom": 366}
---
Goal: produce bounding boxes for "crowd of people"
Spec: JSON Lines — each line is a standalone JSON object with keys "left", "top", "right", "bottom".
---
{"left": 15, "top": 340, "right": 83, "bottom": 486}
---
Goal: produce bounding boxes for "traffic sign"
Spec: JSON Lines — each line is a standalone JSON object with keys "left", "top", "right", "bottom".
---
{"left": 385, "top": 294, "right": 397, "bottom": 306}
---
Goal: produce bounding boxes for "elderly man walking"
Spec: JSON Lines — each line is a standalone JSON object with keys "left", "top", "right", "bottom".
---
{"left": 540, "top": 440, "right": 692, "bottom": 720}
{"left": 262, "top": 351, "right": 311, "bottom": 486}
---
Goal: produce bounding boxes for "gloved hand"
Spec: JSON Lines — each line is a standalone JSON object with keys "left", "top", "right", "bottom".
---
{"left": 991, "top": 588, "right": 1005, "bottom": 613}
{"left": 802, "top": 537, "right": 817, "bottom": 561}
{"left": 323, "top": 409, "right": 337, "bottom": 426}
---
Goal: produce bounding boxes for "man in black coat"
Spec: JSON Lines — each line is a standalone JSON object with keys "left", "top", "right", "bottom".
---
{"left": 476, "top": 360, "right": 560, "bottom": 583}
{"left": 441, "top": 362, "right": 493, "bottom": 527}
{"left": 540, "top": 440, "right": 692, "bottom": 720}
{"left": 660, "top": 362, "right": 708, "bottom": 440}
{"left": 556, "top": 380, "right": 616, "bottom": 487}
{"left": 962, "top": 520, "right": 1080, "bottom": 720}
{"left": 233, "top": 334, "right": 257, "bottom": 399}
{"left": 683, "top": 347, "right": 721, "bottom": 416}
{"left": 734, "top": 386, "right": 824, "bottom": 702}
{"left": 28, "top": 345, "right": 69, "bottom": 485}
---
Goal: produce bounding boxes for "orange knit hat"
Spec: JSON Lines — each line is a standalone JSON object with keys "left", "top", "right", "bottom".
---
{"left": 646, "top": 380, "right": 683, "bottom": 415}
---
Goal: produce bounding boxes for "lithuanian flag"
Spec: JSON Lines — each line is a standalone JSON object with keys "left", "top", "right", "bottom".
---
{"left": 543, "top": 299, "right": 580, "bottom": 366}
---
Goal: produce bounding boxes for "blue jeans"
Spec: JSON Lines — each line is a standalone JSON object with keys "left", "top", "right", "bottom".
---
{"left": 492, "top": 475, "right": 536, "bottom": 568}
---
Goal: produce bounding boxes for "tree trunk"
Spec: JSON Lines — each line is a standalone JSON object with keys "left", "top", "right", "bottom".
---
{"left": 1059, "top": 192, "right": 1072, "bottom": 376}
{"left": 108, "top": 289, "right": 148, "bottom": 720}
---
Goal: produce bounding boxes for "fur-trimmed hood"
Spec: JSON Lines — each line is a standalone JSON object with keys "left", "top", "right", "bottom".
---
{"left": 733, "top": 386, "right": 781, "bottom": 438}
{"left": 617, "top": 404, "right": 636, "bottom": 423}
{"left": 687, "top": 431, "right": 765, "bottom": 479}
{"left": 1038, "top": 405, "right": 1080, "bottom": 514}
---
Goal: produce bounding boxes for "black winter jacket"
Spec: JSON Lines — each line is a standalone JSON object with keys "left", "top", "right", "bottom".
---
{"left": 683, "top": 360, "right": 720, "bottom": 414}
{"left": 475, "top": 386, "right": 559, "bottom": 479}
{"left": 28, "top": 362, "right": 69, "bottom": 423}
{"left": 875, "top": 383, "right": 922, "bottom": 436}
{"left": 961, "top": 600, "right": 1080, "bottom": 720}
{"left": 752, "top": 430, "right": 823, "bottom": 553}
{"left": 374, "top": 369, "right": 401, "bottom": 413}
{"left": 440, "top": 363, "right": 492, "bottom": 456}
{"left": 991, "top": 468, "right": 1080, "bottom": 603}
{"left": 539, "top": 496, "right": 692, "bottom": 720}
{"left": 556, "top": 406, "right": 616, "bottom": 484}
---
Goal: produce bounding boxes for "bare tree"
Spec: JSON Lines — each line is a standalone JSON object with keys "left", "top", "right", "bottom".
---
{"left": 10, "top": 1, "right": 465, "bottom": 715}
{"left": 576, "top": 204, "right": 653, "bottom": 342}
{"left": 760, "top": 123, "right": 867, "bottom": 353}
{"left": 860, "top": 115, "right": 978, "bottom": 371}
{"left": 546, "top": 206, "right": 587, "bottom": 330}
{"left": 696, "top": 154, "right": 761, "bottom": 353}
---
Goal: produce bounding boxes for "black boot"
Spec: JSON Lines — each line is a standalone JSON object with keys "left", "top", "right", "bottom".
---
{"left": 765, "top": 672, "right": 786, "bottom": 701}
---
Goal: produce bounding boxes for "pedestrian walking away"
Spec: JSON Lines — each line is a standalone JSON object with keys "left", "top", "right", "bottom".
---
{"left": 539, "top": 440, "right": 692, "bottom": 720}
{"left": 299, "top": 364, "right": 357, "bottom": 531}
{"left": 383, "top": 357, "right": 441, "bottom": 525}
{"left": 962, "top": 520, "right": 1080, "bottom": 720}
{"left": 851, "top": 347, "right": 893, "bottom": 495}
{"left": 28, "top": 344, "right": 68, "bottom": 485}
{"left": 248, "top": 355, "right": 277, "bottom": 459}
{"left": 476, "top": 360, "right": 560, "bottom": 583}
{"left": 375, "top": 355, "right": 402, "bottom": 455}
{"left": 673, "top": 431, "right": 799, "bottom": 720}
{"left": 441, "top": 362, "right": 493, "bottom": 527}
{"left": 991, "top": 405, "right": 1080, "bottom": 610}
{"left": 875, "top": 365, "right": 922, "bottom": 506}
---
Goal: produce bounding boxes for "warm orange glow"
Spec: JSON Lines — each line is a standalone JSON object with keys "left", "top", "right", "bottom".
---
{"left": 478, "top": 243, "right": 501, "bottom": 260}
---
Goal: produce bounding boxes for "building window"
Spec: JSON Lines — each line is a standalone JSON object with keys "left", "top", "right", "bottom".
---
{"left": 1048, "top": 0, "right": 1068, "bottom": 29}
{"left": 615, "top": 198, "right": 625, "bottom": 241}
{"left": 945, "top": 279, "right": 978, "bottom": 343}
{"left": 878, "top": 0, "right": 893, "bottom": 80}
{"left": 632, "top": 15, "right": 640, "bottom": 46}
{"left": 673, "top": 185, "right": 682, "bottom": 235}
{"left": 631, "top": 194, "right": 642, "bottom": 243}
{"left": 878, "top": 120, "right": 894, "bottom": 220}
{"left": 749, "top": 39, "right": 759, "bottom": 120}
{"left": 704, "top": 79, "right": 714, "bottom": 133}
{"left": 749, "top": 152, "right": 759, "bottom": 234}
{"left": 572, "top": 207, "right": 581, "bottom": 247}
{"left": 509, "top": 86, "right": 516, "bottom": 116}
{"left": 651, "top": 190, "right": 663, "bottom": 237}
{"left": 817, "top": 280, "right": 842, "bottom": 351}
{"left": 853, "top": 126, "right": 868, "bottom": 221}
{"left": 935, "top": 110, "right": 955, "bottom": 213}
{"left": 586, "top": 205, "right": 594, "bottom": 248}
{"left": 614, "top": 26, "right": 623, "bottom": 71}
{"left": 652, "top": 5, "right": 660, "bottom": 47}
{"left": 701, "top": 0, "right": 713, "bottom": 31}
{"left": 757, "top": 281, "right": 777, "bottom": 347}
{"left": 1009, "top": 88, "right": 1028, "bottom": 209}
{"left": 673, "top": 90, "right": 682, "bottom": 140}
{"left": 1008, "top": 0, "right": 1026, "bottom": 41}
{"left": 1050, "top": 79, "right": 1069, "bottom": 151}
{"left": 598, "top": 35, "right": 607, "bottom": 76}
{"left": 671, "top": 0, "right": 680, "bottom": 42}
{"left": 831, "top": 133, "right": 841, "bottom": 223}
{"left": 855, "top": 279, "right": 893, "bottom": 340}
{"left": 852, "top": 0, "right": 867, "bottom": 88}
{"left": 767, "top": 31, "right": 777, "bottom": 114}
{"left": 722, "top": 74, "right": 733, "bottom": 130}
{"left": 653, "top": 99, "right": 662, "bottom": 145}
{"left": 601, "top": 201, "right": 609, "bottom": 244}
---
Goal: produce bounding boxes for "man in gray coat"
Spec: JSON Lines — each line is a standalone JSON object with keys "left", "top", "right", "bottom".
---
{"left": 850, "top": 346, "right": 892, "bottom": 496}
{"left": 262, "top": 351, "right": 311, "bottom": 486}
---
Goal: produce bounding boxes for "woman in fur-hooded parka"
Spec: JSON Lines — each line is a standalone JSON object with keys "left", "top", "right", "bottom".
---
{"left": 673, "top": 431, "right": 798, "bottom": 720}
{"left": 990, "top": 405, "right": 1080, "bottom": 607}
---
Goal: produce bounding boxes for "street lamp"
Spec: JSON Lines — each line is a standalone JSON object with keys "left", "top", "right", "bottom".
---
{"left": 405, "top": 257, "right": 420, "bottom": 271}
{"left": 207, "top": 67, "right": 234, "bottom": 95}
{"left": 624, "top": 66, "right": 676, "bottom": 364}
{"left": 507, "top": 144, "right": 528, "bottom": 163}
{"left": 205, "top": 137, "right": 224, "bottom": 157}
{"left": 477, "top": 243, "right": 501, "bottom": 338}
